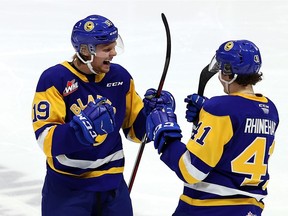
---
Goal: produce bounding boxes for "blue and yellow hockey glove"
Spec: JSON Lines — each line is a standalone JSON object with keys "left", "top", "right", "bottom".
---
{"left": 184, "top": 94, "right": 207, "bottom": 123}
{"left": 143, "top": 88, "right": 175, "bottom": 116}
{"left": 146, "top": 106, "right": 182, "bottom": 154}
{"left": 70, "top": 97, "right": 115, "bottom": 146}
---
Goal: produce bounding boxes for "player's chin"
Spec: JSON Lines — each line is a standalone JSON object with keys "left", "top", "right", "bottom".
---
{"left": 100, "top": 64, "right": 111, "bottom": 73}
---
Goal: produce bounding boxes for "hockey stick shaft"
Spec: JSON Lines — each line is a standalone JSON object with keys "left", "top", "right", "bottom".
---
{"left": 156, "top": 13, "right": 171, "bottom": 96}
{"left": 128, "top": 13, "right": 171, "bottom": 193}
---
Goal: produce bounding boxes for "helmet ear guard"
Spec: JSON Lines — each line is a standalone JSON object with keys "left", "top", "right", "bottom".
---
{"left": 213, "top": 40, "right": 262, "bottom": 75}
{"left": 222, "top": 64, "right": 233, "bottom": 75}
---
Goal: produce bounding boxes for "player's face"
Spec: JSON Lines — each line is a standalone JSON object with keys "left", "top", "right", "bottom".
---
{"left": 92, "top": 42, "right": 117, "bottom": 74}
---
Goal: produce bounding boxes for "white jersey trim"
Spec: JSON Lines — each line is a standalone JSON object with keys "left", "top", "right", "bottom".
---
{"left": 184, "top": 182, "right": 266, "bottom": 201}
{"left": 183, "top": 150, "right": 209, "bottom": 181}
{"left": 37, "top": 127, "right": 52, "bottom": 150}
{"left": 56, "top": 150, "right": 124, "bottom": 169}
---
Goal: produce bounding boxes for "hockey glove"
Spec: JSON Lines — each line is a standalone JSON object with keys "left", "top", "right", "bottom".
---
{"left": 146, "top": 106, "right": 182, "bottom": 154}
{"left": 70, "top": 97, "right": 116, "bottom": 146}
{"left": 184, "top": 94, "right": 207, "bottom": 123}
{"left": 143, "top": 88, "right": 175, "bottom": 116}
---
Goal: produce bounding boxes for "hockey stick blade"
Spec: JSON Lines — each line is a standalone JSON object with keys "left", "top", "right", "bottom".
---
{"left": 197, "top": 64, "right": 217, "bottom": 96}
{"left": 128, "top": 13, "right": 171, "bottom": 193}
{"left": 192, "top": 64, "right": 217, "bottom": 126}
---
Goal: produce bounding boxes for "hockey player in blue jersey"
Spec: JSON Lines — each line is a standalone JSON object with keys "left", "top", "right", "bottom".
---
{"left": 31, "top": 14, "right": 174, "bottom": 216}
{"left": 145, "top": 40, "right": 279, "bottom": 215}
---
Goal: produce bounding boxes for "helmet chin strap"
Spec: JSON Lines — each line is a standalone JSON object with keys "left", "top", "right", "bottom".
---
{"left": 76, "top": 52, "right": 99, "bottom": 75}
{"left": 218, "top": 72, "right": 238, "bottom": 94}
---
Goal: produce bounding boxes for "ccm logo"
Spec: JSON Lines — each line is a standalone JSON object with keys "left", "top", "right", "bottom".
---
{"left": 106, "top": 82, "right": 123, "bottom": 87}
{"left": 78, "top": 114, "right": 97, "bottom": 138}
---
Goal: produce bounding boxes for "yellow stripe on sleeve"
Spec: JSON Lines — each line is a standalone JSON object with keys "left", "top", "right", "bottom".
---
{"left": 32, "top": 86, "right": 66, "bottom": 157}
{"left": 186, "top": 109, "right": 233, "bottom": 167}
{"left": 32, "top": 86, "right": 66, "bottom": 131}
{"left": 122, "top": 79, "right": 144, "bottom": 143}
{"left": 42, "top": 126, "right": 57, "bottom": 157}
{"left": 179, "top": 153, "right": 202, "bottom": 184}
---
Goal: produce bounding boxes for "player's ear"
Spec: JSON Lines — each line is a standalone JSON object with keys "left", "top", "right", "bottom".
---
{"left": 79, "top": 45, "right": 90, "bottom": 57}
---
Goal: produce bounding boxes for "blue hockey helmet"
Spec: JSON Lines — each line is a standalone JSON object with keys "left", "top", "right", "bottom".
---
{"left": 71, "top": 15, "right": 119, "bottom": 53}
{"left": 210, "top": 40, "right": 262, "bottom": 75}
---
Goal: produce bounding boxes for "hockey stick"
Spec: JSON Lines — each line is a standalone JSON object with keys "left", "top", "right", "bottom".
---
{"left": 197, "top": 64, "right": 217, "bottom": 97}
{"left": 192, "top": 64, "right": 217, "bottom": 126}
{"left": 128, "top": 13, "right": 171, "bottom": 193}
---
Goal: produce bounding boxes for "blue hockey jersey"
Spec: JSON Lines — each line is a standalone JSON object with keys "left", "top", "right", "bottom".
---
{"left": 32, "top": 61, "right": 146, "bottom": 191}
{"left": 161, "top": 93, "right": 279, "bottom": 214}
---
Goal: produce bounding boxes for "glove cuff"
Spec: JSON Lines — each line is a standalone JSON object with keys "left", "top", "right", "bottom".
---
{"left": 154, "top": 122, "right": 182, "bottom": 154}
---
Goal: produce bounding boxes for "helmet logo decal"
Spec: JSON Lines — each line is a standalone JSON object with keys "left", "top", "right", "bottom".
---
{"left": 104, "top": 20, "right": 113, "bottom": 27}
{"left": 84, "top": 21, "right": 94, "bottom": 32}
{"left": 254, "top": 55, "right": 260, "bottom": 63}
{"left": 224, "top": 41, "right": 234, "bottom": 51}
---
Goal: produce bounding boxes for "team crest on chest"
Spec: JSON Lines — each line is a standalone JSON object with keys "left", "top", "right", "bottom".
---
{"left": 63, "top": 79, "right": 79, "bottom": 96}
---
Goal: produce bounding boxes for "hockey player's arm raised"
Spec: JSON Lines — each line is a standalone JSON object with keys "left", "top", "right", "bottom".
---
{"left": 146, "top": 106, "right": 182, "bottom": 154}
{"left": 146, "top": 99, "right": 233, "bottom": 184}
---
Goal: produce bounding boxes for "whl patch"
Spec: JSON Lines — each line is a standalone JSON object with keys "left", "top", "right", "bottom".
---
{"left": 63, "top": 79, "right": 78, "bottom": 96}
